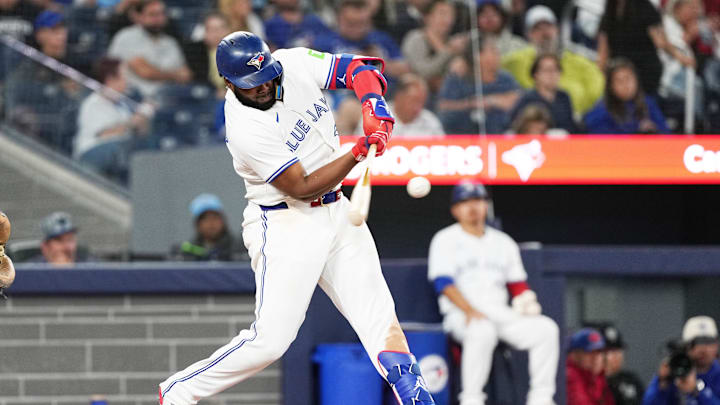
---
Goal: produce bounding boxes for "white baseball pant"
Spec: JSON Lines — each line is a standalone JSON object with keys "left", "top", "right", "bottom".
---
{"left": 159, "top": 197, "right": 404, "bottom": 404}
{"left": 446, "top": 310, "right": 559, "bottom": 405}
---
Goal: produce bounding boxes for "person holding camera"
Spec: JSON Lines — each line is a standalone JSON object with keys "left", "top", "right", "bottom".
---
{"left": 643, "top": 316, "right": 720, "bottom": 405}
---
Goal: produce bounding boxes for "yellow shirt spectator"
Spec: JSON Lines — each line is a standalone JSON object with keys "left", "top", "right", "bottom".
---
{"left": 502, "top": 47, "right": 604, "bottom": 115}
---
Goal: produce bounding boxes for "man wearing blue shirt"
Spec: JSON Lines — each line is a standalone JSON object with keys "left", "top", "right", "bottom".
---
{"left": 643, "top": 316, "right": 720, "bottom": 405}
{"left": 312, "top": 0, "right": 409, "bottom": 79}
{"left": 264, "top": 0, "right": 331, "bottom": 49}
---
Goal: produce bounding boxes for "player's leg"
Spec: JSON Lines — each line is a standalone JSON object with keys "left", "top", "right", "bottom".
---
{"left": 159, "top": 206, "right": 332, "bottom": 405}
{"left": 317, "top": 198, "right": 434, "bottom": 404}
{"left": 496, "top": 315, "right": 559, "bottom": 405}
{"left": 446, "top": 313, "right": 499, "bottom": 405}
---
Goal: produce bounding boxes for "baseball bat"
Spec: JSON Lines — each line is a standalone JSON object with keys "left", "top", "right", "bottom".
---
{"left": 348, "top": 144, "right": 377, "bottom": 226}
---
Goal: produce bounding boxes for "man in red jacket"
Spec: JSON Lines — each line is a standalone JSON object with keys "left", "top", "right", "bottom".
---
{"left": 567, "top": 328, "right": 616, "bottom": 405}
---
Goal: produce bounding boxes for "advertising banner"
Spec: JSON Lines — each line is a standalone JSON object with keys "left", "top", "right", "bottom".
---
{"left": 340, "top": 136, "right": 720, "bottom": 185}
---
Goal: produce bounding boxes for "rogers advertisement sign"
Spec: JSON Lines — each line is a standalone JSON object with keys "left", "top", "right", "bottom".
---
{"left": 339, "top": 135, "right": 720, "bottom": 185}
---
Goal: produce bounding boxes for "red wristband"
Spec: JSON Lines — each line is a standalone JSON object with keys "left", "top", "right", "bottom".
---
{"left": 507, "top": 281, "right": 530, "bottom": 297}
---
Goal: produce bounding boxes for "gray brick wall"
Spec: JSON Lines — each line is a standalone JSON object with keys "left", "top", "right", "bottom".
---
{"left": 0, "top": 294, "right": 280, "bottom": 405}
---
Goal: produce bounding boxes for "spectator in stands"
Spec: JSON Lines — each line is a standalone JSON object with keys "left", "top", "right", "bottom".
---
{"left": 502, "top": 5, "right": 605, "bottom": 115}
{"left": 590, "top": 323, "right": 645, "bottom": 405}
{"left": 584, "top": 58, "right": 669, "bottom": 134}
{"left": 507, "top": 0, "right": 527, "bottom": 37}
{"left": 660, "top": 0, "right": 705, "bottom": 119}
{"left": 74, "top": 57, "right": 150, "bottom": 182}
{"left": 0, "top": 0, "right": 41, "bottom": 42}
{"left": 567, "top": 328, "right": 616, "bottom": 405}
{"left": 355, "top": 73, "right": 444, "bottom": 136}
{"left": 367, "top": 0, "right": 432, "bottom": 44}
{"left": 27, "top": 212, "right": 90, "bottom": 265}
{"left": 219, "top": 0, "right": 265, "bottom": 40}
{"left": 437, "top": 36, "right": 521, "bottom": 134}
{"left": 264, "top": 0, "right": 331, "bottom": 49}
{"left": 5, "top": 10, "right": 87, "bottom": 152}
{"left": 476, "top": 0, "right": 527, "bottom": 56}
{"left": 597, "top": 0, "right": 687, "bottom": 96}
{"left": 183, "top": 12, "right": 232, "bottom": 96}
{"left": 401, "top": 0, "right": 468, "bottom": 92}
{"left": 108, "top": 0, "right": 191, "bottom": 98}
{"left": 312, "top": 0, "right": 410, "bottom": 79}
{"left": 172, "top": 194, "right": 248, "bottom": 262}
{"left": 643, "top": 316, "right": 720, "bottom": 405}
{"left": 511, "top": 53, "right": 577, "bottom": 133}
{"left": 510, "top": 104, "right": 553, "bottom": 135}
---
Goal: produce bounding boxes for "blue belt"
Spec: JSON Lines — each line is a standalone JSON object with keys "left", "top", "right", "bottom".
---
{"left": 260, "top": 190, "right": 342, "bottom": 211}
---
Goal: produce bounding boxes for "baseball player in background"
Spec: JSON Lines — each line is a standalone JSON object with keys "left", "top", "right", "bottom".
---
{"left": 428, "top": 181, "right": 559, "bottom": 405}
{"left": 158, "top": 31, "right": 435, "bottom": 405}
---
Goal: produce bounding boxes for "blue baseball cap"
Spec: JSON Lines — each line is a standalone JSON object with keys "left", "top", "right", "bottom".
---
{"left": 40, "top": 212, "right": 77, "bottom": 241}
{"left": 189, "top": 193, "right": 224, "bottom": 219}
{"left": 477, "top": 0, "right": 502, "bottom": 8}
{"left": 34, "top": 10, "right": 65, "bottom": 31}
{"left": 451, "top": 181, "right": 489, "bottom": 205}
{"left": 569, "top": 328, "right": 606, "bottom": 352}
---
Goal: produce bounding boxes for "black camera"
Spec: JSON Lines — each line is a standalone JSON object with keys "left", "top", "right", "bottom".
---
{"left": 666, "top": 339, "right": 694, "bottom": 380}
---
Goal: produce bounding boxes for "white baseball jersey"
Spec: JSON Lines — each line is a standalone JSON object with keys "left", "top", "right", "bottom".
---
{"left": 428, "top": 224, "right": 559, "bottom": 405}
{"left": 224, "top": 48, "right": 344, "bottom": 206}
{"left": 428, "top": 224, "right": 527, "bottom": 317}
{"left": 159, "top": 46, "right": 425, "bottom": 405}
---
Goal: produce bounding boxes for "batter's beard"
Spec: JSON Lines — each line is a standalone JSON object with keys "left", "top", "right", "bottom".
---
{"left": 232, "top": 86, "right": 277, "bottom": 111}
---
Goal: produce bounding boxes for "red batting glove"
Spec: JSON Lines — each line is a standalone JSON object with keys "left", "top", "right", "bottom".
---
{"left": 351, "top": 133, "right": 388, "bottom": 162}
{"left": 352, "top": 98, "right": 394, "bottom": 161}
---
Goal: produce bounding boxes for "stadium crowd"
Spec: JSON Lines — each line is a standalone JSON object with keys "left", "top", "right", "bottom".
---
{"left": 1, "top": 0, "right": 720, "bottom": 182}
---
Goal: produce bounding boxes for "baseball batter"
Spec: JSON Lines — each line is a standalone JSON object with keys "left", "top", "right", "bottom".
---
{"left": 158, "top": 32, "right": 435, "bottom": 405}
{"left": 428, "top": 182, "right": 559, "bottom": 405}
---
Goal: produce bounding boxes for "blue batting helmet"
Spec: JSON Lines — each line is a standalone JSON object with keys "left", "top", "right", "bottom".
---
{"left": 216, "top": 31, "right": 283, "bottom": 89}
{"left": 451, "top": 181, "right": 489, "bottom": 205}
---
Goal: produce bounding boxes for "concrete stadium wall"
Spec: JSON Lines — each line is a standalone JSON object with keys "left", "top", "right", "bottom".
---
{"left": 0, "top": 293, "right": 280, "bottom": 405}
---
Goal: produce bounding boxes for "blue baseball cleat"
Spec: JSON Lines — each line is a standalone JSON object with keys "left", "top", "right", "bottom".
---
{"left": 379, "top": 351, "right": 436, "bottom": 405}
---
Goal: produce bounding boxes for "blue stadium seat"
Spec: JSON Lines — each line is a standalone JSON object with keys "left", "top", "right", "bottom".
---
{"left": 155, "top": 83, "right": 215, "bottom": 107}
{"left": 152, "top": 104, "right": 215, "bottom": 146}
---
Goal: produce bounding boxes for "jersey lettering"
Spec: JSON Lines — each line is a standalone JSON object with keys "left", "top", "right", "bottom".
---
{"left": 285, "top": 119, "right": 312, "bottom": 152}
{"left": 290, "top": 119, "right": 311, "bottom": 141}
{"left": 314, "top": 102, "right": 329, "bottom": 119}
{"left": 306, "top": 97, "right": 330, "bottom": 122}
{"left": 286, "top": 140, "right": 299, "bottom": 152}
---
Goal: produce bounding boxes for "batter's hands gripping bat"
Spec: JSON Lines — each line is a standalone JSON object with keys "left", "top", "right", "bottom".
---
{"left": 0, "top": 211, "right": 15, "bottom": 299}
{"left": 348, "top": 144, "right": 377, "bottom": 226}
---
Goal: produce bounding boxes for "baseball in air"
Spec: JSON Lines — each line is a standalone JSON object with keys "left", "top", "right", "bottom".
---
{"left": 407, "top": 176, "right": 431, "bottom": 198}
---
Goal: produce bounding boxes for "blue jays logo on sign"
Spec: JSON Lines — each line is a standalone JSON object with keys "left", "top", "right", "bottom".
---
{"left": 247, "top": 53, "right": 265, "bottom": 70}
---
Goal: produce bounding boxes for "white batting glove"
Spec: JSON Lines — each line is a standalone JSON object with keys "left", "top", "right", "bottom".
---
{"left": 511, "top": 290, "right": 542, "bottom": 316}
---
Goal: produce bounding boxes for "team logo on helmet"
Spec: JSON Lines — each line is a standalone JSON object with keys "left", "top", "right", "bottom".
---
{"left": 247, "top": 53, "right": 265, "bottom": 70}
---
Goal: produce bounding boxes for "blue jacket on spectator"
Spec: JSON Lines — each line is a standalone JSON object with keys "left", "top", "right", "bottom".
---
{"left": 437, "top": 70, "right": 520, "bottom": 135}
{"left": 511, "top": 89, "right": 577, "bottom": 133}
{"left": 642, "top": 360, "right": 720, "bottom": 405}
{"left": 264, "top": 14, "right": 331, "bottom": 49}
{"left": 584, "top": 95, "right": 669, "bottom": 134}
{"left": 312, "top": 29, "right": 402, "bottom": 62}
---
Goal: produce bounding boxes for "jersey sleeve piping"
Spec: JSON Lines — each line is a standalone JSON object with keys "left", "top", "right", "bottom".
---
{"left": 266, "top": 157, "right": 299, "bottom": 183}
{"left": 324, "top": 55, "right": 336, "bottom": 89}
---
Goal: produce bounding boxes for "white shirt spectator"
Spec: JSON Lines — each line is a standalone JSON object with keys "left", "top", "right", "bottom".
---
{"left": 74, "top": 93, "right": 132, "bottom": 157}
{"left": 108, "top": 25, "right": 187, "bottom": 97}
